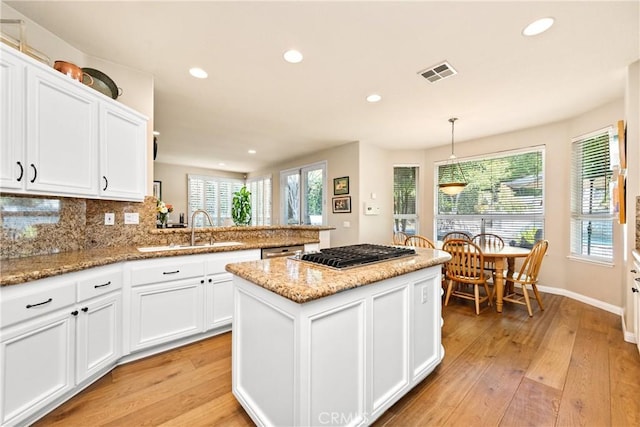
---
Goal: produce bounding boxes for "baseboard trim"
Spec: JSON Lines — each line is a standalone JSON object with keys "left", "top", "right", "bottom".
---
{"left": 537, "top": 285, "right": 638, "bottom": 344}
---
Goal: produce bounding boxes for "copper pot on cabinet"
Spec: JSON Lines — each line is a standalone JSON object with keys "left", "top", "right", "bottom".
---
{"left": 53, "top": 60, "right": 93, "bottom": 85}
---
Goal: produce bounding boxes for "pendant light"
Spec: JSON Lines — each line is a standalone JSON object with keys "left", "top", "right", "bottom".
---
{"left": 438, "top": 117, "right": 468, "bottom": 195}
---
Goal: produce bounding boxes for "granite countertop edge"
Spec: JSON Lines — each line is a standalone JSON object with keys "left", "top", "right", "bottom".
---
{"left": 225, "top": 248, "right": 452, "bottom": 304}
{"left": 0, "top": 238, "right": 318, "bottom": 287}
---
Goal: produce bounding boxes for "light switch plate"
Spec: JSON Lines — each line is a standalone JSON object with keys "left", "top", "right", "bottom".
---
{"left": 104, "top": 213, "right": 115, "bottom": 225}
{"left": 124, "top": 212, "right": 139, "bottom": 225}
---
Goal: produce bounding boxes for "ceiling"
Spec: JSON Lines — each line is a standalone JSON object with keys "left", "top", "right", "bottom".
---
{"left": 6, "top": 1, "right": 639, "bottom": 173}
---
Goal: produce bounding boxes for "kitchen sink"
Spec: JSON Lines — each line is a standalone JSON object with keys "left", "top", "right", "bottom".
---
{"left": 137, "top": 242, "right": 244, "bottom": 252}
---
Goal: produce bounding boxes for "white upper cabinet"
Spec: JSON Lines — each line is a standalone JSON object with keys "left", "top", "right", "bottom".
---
{"left": 0, "top": 45, "right": 26, "bottom": 190}
{"left": 99, "top": 102, "right": 147, "bottom": 201}
{"left": 0, "top": 44, "right": 147, "bottom": 201}
{"left": 26, "top": 62, "right": 99, "bottom": 197}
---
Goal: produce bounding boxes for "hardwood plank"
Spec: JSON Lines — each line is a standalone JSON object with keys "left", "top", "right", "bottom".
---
{"left": 524, "top": 297, "right": 580, "bottom": 389}
{"left": 608, "top": 326, "right": 640, "bottom": 427}
{"left": 556, "top": 327, "right": 611, "bottom": 426}
{"left": 445, "top": 295, "right": 562, "bottom": 425}
{"left": 500, "top": 377, "right": 561, "bottom": 427}
{"left": 34, "top": 295, "right": 636, "bottom": 427}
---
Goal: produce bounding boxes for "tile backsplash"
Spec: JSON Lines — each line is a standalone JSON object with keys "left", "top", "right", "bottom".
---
{"left": 0, "top": 194, "right": 152, "bottom": 259}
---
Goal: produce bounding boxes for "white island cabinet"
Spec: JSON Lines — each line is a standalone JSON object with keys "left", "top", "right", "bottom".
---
{"left": 227, "top": 249, "right": 448, "bottom": 427}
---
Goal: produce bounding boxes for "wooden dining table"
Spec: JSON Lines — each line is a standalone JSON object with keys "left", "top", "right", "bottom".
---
{"left": 437, "top": 241, "right": 532, "bottom": 313}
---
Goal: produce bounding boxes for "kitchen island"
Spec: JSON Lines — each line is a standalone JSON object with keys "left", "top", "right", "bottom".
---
{"left": 225, "top": 246, "right": 451, "bottom": 426}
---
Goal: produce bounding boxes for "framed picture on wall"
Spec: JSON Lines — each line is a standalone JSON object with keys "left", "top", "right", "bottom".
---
{"left": 153, "top": 180, "right": 162, "bottom": 200}
{"left": 332, "top": 196, "right": 351, "bottom": 213}
{"left": 333, "top": 176, "right": 349, "bottom": 195}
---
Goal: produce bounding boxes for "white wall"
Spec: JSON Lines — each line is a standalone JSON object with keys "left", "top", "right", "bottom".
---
{"left": 419, "top": 100, "right": 625, "bottom": 307}
{"left": 623, "top": 60, "right": 640, "bottom": 332}
{"left": 249, "top": 141, "right": 360, "bottom": 247}
{"left": 358, "top": 143, "right": 392, "bottom": 245}
{"left": 153, "top": 162, "right": 245, "bottom": 224}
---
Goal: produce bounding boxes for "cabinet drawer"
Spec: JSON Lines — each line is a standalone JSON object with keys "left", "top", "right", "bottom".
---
{"left": 130, "top": 259, "right": 205, "bottom": 286}
{"left": 1, "top": 279, "right": 76, "bottom": 327}
{"left": 206, "top": 250, "right": 260, "bottom": 275}
{"left": 77, "top": 266, "right": 123, "bottom": 301}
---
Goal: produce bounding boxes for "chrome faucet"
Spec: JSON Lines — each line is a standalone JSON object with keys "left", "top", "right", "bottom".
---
{"left": 191, "top": 209, "right": 214, "bottom": 246}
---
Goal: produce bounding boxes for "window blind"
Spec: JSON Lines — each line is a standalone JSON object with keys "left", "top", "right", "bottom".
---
{"left": 435, "top": 147, "right": 544, "bottom": 248}
{"left": 570, "top": 127, "right": 614, "bottom": 261}
{"left": 394, "top": 166, "right": 419, "bottom": 235}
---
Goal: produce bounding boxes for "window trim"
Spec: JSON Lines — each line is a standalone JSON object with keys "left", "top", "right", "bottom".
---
{"left": 280, "top": 161, "right": 327, "bottom": 225}
{"left": 569, "top": 126, "right": 615, "bottom": 264}
{"left": 433, "top": 145, "right": 545, "bottom": 246}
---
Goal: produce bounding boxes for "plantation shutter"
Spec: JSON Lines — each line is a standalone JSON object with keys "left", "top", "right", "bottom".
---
{"left": 247, "top": 175, "right": 272, "bottom": 225}
{"left": 187, "top": 174, "right": 244, "bottom": 226}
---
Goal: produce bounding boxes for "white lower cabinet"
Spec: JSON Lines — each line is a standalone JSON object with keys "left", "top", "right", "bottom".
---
{"left": 1, "top": 309, "right": 75, "bottom": 426}
{"left": 0, "top": 248, "right": 260, "bottom": 425}
{"left": 204, "top": 250, "right": 260, "bottom": 330}
{"left": 0, "top": 265, "right": 122, "bottom": 426}
{"left": 130, "top": 278, "right": 204, "bottom": 352}
{"left": 126, "top": 250, "right": 260, "bottom": 352}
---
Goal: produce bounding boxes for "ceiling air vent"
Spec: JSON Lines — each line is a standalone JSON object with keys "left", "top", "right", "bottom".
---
{"left": 418, "top": 61, "right": 457, "bottom": 83}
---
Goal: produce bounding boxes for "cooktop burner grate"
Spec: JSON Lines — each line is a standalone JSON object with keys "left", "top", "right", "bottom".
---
{"left": 299, "top": 244, "right": 416, "bottom": 269}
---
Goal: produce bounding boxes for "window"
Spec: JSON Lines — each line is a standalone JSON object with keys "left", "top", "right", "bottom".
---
{"left": 187, "top": 174, "right": 243, "bottom": 226}
{"left": 435, "top": 147, "right": 544, "bottom": 248}
{"left": 280, "top": 162, "right": 326, "bottom": 225}
{"left": 247, "top": 175, "right": 272, "bottom": 226}
{"left": 570, "top": 127, "right": 615, "bottom": 262}
{"left": 393, "top": 166, "right": 419, "bottom": 235}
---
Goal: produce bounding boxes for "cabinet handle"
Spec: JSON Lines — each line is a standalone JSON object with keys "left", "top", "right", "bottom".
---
{"left": 81, "top": 307, "right": 88, "bottom": 312}
{"left": 632, "top": 269, "right": 637, "bottom": 274}
{"left": 26, "top": 297, "right": 52, "bottom": 308}
{"left": 16, "top": 161, "right": 24, "bottom": 182}
{"left": 103, "top": 176, "right": 108, "bottom": 191}
{"left": 633, "top": 288, "right": 639, "bottom": 293}
{"left": 71, "top": 310, "right": 78, "bottom": 316}
{"left": 29, "top": 164, "right": 37, "bottom": 183}
{"left": 208, "top": 278, "right": 212, "bottom": 283}
{"left": 94, "top": 281, "right": 111, "bottom": 289}
{"left": 163, "top": 270, "right": 180, "bottom": 275}
{"left": 200, "top": 279, "right": 205, "bottom": 284}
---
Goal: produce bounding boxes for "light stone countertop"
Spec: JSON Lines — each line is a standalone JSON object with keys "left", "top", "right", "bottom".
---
{"left": 225, "top": 247, "right": 452, "bottom": 304}
{"left": 0, "top": 237, "right": 317, "bottom": 286}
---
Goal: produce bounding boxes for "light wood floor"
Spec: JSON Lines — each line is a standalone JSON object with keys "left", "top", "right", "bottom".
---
{"left": 35, "top": 293, "right": 640, "bottom": 426}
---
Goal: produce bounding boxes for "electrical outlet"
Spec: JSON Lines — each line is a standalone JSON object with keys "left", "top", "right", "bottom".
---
{"left": 104, "top": 213, "right": 115, "bottom": 225}
{"left": 421, "top": 286, "right": 428, "bottom": 304}
{"left": 124, "top": 212, "right": 139, "bottom": 225}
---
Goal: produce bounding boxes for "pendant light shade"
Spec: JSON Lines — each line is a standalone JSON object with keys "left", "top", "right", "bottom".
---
{"left": 438, "top": 117, "right": 467, "bottom": 195}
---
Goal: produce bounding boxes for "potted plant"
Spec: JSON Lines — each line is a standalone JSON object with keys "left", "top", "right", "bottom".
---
{"left": 232, "top": 186, "right": 252, "bottom": 226}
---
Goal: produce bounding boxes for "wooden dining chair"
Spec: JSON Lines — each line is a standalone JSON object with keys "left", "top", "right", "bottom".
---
{"left": 442, "top": 231, "right": 472, "bottom": 242}
{"left": 442, "top": 239, "right": 493, "bottom": 315}
{"left": 404, "top": 235, "right": 435, "bottom": 249}
{"left": 502, "top": 239, "right": 549, "bottom": 316}
{"left": 471, "top": 233, "right": 505, "bottom": 280}
{"left": 393, "top": 231, "right": 409, "bottom": 245}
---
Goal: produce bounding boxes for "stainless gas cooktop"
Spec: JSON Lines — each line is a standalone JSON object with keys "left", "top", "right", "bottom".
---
{"left": 297, "top": 244, "right": 416, "bottom": 270}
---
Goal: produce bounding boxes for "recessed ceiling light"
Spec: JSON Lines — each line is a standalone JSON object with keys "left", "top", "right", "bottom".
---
{"left": 189, "top": 67, "right": 208, "bottom": 79}
{"left": 218, "top": 162, "right": 226, "bottom": 166}
{"left": 366, "top": 94, "right": 382, "bottom": 103}
{"left": 283, "top": 50, "right": 303, "bottom": 64}
{"left": 522, "top": 17, "right": 554, "bottom": 36}
{"left": 248, "top": 149, "right": 257, "bottom": 154}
